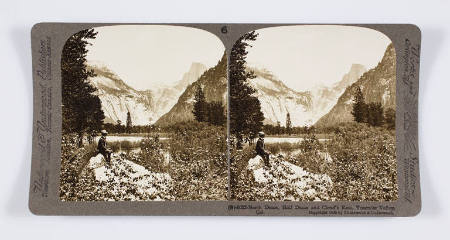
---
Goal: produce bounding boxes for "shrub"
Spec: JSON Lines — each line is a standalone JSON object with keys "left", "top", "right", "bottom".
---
{"left": 135, "top": 135, "right": 168, "bottom": 173}
{"left": 229, "top": 146, "right": 256, "bottom": 199}
{"left": 285, "top": 133, "right": 330, "bottom": 175}
{"left": 60, "top": 134, "right": 98, "bottom": 201}
{"left": 230, "top": 122, "right": 398, "bottom": 202}
{"left": 325, "top": 122, "right": 398, "bottom": 201}
{"left": 167, "top": 121, "right": 227, "bottom": 200}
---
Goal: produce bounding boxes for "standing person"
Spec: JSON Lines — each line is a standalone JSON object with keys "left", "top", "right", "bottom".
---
{"left": 98, "top": 130, "right": 112, "bottom": 165}
{"left": 255, "top": 132, "right": 270, "bottom": 167}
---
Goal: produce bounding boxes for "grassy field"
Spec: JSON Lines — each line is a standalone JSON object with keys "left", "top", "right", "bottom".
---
{"left": 61, "top": 122, "right": 397, "bottom": 201}
{"left": 230, "top": 122, "right": 398, "bottom": 201}
{"left": 60, "top": 121, "right": 228, "bottom": 201}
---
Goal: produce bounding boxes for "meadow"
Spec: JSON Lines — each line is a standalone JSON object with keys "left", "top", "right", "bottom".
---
{"left": 60, "top": 121, "right": 228, "bottom": 201}
{"left": 230, "top": 122, "right": 398, "bottom": 201}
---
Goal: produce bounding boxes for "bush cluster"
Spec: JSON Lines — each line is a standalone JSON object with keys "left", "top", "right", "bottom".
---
{"left": 133, "top": 135, "right": 168, "bottom": 173}
{"left": 60, "top": 134, "right": 98, "bottom": 201}
{"left": 325, "top": 123, "right": 398, "bottom": 201}
{"left": 167, "top": 121, "right": 227, "bottom": 200}
{"left": 231, "top": 122, "right": 398, "bottom": 202}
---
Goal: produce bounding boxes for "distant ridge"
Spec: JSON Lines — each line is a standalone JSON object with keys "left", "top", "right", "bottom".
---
{"left": 155, "top": 54, "right": 227, "bottom": 126}
{"left": 315, "top": 44, "right": 396, "bottom": 128}
{"left": 247, "top": 63, "right": 365, "bottom": 127}
{"left": 86, "top": 61, "right": 207, "bottom": 125}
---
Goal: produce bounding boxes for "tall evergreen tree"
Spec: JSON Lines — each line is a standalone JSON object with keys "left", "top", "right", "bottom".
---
{"left": 276, "top": 121, "right": 281, "bottom": 135}
{"left": 207, "top": 101, "right": 226, "bottom": 126}
{"left": 385, "top": 107, "right": 396, "bottom": 130}
{"left": 286, "top": 112, "right": 292, "bottom": 135}
{"left": 85, "top": 97, "right": 104, "bottom": 133}
{"left": 229, "top": 31, "right": 264, "bottom": 146}
{"left": 351, "top": 86, "right": 367, "bottom": 123}
{"left": 61, "top": 28, "right": 104, "bottom": 146}
{"left": 245, "top": 98, "right": 265, "bottom": 139}
{"left": 116, "top": 120, "right": 123, "bottom": 133}
{"left": 192, "top": 86, "right": 207, "bottom": 122}
{"left": 367, "top": 102, "right": 384, "bottom": 127}
{"left": 126, "top": 111, "right": 132, "bottom": 133}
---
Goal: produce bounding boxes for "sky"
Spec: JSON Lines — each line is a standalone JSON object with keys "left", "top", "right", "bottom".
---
{"left": 86, "top": 25, "right": 225, "bottom": 90}
{"left": 246, "top": 25, "right": 392, "bottom": 92}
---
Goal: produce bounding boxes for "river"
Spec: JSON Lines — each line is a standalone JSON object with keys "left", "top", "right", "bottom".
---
{"left": 94, "top": 135, "right": 169, "bottom": 143}
{"left": 264, "top": 137, "right": 329, "bottom": 144}
{"left": 95, "top": 135, "right": 327, "bottom": 144}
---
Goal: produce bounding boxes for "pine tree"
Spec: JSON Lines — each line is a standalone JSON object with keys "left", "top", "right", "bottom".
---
{"left": 126, "top": 111, "right": 132, "bottom": 133}
{"left": 85, "top": 97, "right": 104, "bottom": 133}
{"left": 367, "top": 102, "right": 384, "bottom": 127}
{"left": 276, "top": 121, "right": 281, "bottom": 135}
{"left": 207, "top": 101, "right": 226, "bottom": 126}
{"left": 385, "top": 108, "right": 396, "bottom": 130}
{"left": 61, "top": 28, "right": 104, "bottom": 146}
{"left": 245, "top": 98, "right": 265, "bottom": 139}
{"left": 286, "top": 112, "right": 292, "bottom": 135}
{"left": 192, "top": 86, "right": 207, "bottom": 122}
{"left": 229, "top": 31, "right": 264, "bottom": 146}
{"left": 351, "top": 86, "right": 367, "bottom": 123}
{"left": 116, "top": 120, "right": 122, "bottom": 133}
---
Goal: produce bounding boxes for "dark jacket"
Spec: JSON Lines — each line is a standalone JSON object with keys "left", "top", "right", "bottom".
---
{"left": 255, "top": 137, "right": 265, "bottom": 155}
{"left": 98, "top": 136, "right": 107, "bottom": 154}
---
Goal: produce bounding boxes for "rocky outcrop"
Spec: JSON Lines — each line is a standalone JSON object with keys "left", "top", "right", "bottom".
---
{"left": 87, "top": 62, "right": 206, "bottom": 125}
{"left": 155, "top": 54, "right": 227, "bottom": 126}
{"left": 247, "top": 64, "right": 365, "bottom": 127}
{"left": 246, "top": 155, "right": 332, "bottom": 201}
{"left": 77, "top": 153, "right": 173, "bottom": 201}
{"left": 315, "top": 44, "right": 396, "bottom": 128}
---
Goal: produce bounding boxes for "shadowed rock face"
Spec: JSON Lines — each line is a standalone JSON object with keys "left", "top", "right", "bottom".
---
{"left": 87, "top": 62, "right": 207, "bottom": 126}
{"left": 248, "top": 67, "right": 313, "bottom": 126}
{"left": 155, "top": 54, "right": 227, "bottom": 126}
{"left": 315, "top": 44, "right": 396, "bottom": 128}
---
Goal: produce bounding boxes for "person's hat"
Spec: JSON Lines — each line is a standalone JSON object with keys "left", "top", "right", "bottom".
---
{"left": 258, "top": 131, "right": 265, "bottom": 137}
{"left": 101, "top": 130, "right": 108, "bottom": 135}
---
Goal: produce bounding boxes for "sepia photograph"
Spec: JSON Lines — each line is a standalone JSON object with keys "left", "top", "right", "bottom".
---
{"left": 60, "top": 25, "right": 228, "bottom": 201}
{"left": 229, "top": 25, "right": 398, "bottom": 201}
{"left": 5, "top": 0, "right": 446, "bottom": 236}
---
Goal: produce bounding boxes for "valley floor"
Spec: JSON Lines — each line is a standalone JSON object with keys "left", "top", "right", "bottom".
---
{"left": 231, "top": 123, "right": 398, "bottom": 201}
{"left": 60, "top": 122, "right": 228, "bottom": 201}
{"left": 60, "top": 123, "right": 398, "bottom": 202}
{"left": 71, "top": 150, "right": 334, "bottom": 202}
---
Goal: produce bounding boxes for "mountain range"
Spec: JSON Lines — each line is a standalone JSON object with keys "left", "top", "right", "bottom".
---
{"left": 247, "top": 63, "right": 366, "bottom": 127}
{"left": 88, "top": 44, "right": 395, "bottom": 129}
{"left": 87, "top": 62, "right": 207, "bottom": 126}
{"left": 315, "top": 43, "right": 396, "bottom": 127}
{"left": 155, "top": 54, "right": 227, "bottom": 126}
